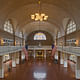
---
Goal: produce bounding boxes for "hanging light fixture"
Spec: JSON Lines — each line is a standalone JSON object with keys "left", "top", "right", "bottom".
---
{"left": 31, "top": 0, "right": 48, "bottom": 21}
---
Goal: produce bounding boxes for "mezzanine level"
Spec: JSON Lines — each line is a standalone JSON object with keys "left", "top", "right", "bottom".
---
{"left": 0, "top": 46, "right": 23, "bottom": 55}
{"left": 0, "top": 45, "right": 80, "bottom": 56}
{"left": 29, "top": 45, "right": 80, "bottom": 56}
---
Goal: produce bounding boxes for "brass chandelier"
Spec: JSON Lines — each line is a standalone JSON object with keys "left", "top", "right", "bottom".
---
{"left": 31, "top": 0, "right": 48, "bottom": 21}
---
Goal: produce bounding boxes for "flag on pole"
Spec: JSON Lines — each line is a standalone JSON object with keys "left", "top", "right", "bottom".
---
{"left": 51, "top": 44, "right": 57, "bottom": 59}
{"left": 22, "top": 47, "right": 28, "bottom": 60}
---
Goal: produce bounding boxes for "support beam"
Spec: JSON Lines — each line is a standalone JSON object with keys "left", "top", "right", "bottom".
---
{"left": 16, "top": 52, "right": 19, "bottom": 65}
{"left": 75, "top": 56, "right": 80, "bottom": 79}
{"left": 33, "top": 49, "right": 36, "bottom": 59}
{"left": 12, "top": 53, "right": 16, "bottom": 68}
{"left": 0, "top": 56, "right": 4, "bottom": 78}
{"left": 13, "top": 26, "right": 16, "bottom": 46}
{"left": 44, "top": 50, "right": 46, "bottom": 59}
{"left": 22, "top": 31, "right": 25, "bottom": 46}
{"left": 21, "top": 52, "right": 26, "bottom": 61}
{"left": 64, "top": 53, "right": 68, "bottom": 67}
{"left": 19, "top": 51, "right": 22, "bottom": 64}
{"left": 54, "top": 51, "right": 58, "bottom": 60}
{"left": 60, "top": 52, "right": 64, "bottom": 64}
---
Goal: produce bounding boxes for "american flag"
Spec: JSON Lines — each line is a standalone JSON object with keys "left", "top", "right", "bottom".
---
{"left": 22, "top": 47, "right": 28, "bottom": 60}
{"left": 51, "top": 45, "right": 57, "bottom": 59}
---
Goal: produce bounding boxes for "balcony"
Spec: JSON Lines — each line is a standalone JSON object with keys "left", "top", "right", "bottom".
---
{"left": 0, "top": 46, "right": 23, "bottom": 55}
{"left": 57, "top": 46, "right": 80, "bottom": 56}
{"left": 28, "top": 46, "right": 52, "bottom": 50}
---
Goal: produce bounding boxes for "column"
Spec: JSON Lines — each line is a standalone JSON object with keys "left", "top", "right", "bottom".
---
{"left": 19, "top": 51, "right": 22, "bottom": 64}
{"left": 60, "top": 52, "right": 64, "bottom": 64}
{"left": 21, "top": 52, "right": 26, "bottom": 61}
{"left": 54, "top": 51, "right": 58, "bottom": 60}
{"left": 34, "top": 49, "right": 36, "bottom": 59}
{"left": 75, "top": 56, "right": 80, "bottom": 79}
{"left": 16, "top": 52, "right": 19, "bottom": 65}
{"left": 0, "top": 56, "right": 4, "bottom": 78}
{"left": 44, "top": 50, "right": 46, "bottom": 59}
{"left": 64, "top": 53, "right": 68, "bottom": 67}
{"left": 12, "top": 53, "right": 16, "bottom": 67}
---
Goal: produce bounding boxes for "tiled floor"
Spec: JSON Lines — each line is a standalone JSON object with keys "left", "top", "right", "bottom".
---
{"left": 0, "top": 58, "right": 76, "bottom": 80}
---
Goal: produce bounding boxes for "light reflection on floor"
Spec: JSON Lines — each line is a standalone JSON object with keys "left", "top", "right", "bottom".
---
{"left": 1, "top": 58, "right": 76, "bottom": 80}
{"left": 33, "top": 72, "right": 47, "bottom": 80}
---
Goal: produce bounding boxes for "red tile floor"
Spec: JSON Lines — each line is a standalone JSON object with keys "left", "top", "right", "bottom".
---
{"left": 0, "top": 58, "right": 76, "bottom": 80}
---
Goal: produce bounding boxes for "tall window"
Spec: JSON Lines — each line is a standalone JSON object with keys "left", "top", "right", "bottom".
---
{"left": 58, "top": 32, "right": 61, "bottom": 38}
{"left": 67, "top": 20, "right": 76, "bottom": 34}
{"left": 34, "top": 32, "right": 46, "bottom": 40}
{"left": 19, "top": 32, "right": 22, "bottom": 38}
{"left": 4, "top": 20, "right": 13, "bottom": 34}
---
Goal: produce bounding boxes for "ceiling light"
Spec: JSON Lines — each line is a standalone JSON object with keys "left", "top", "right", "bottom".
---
{"left": 31, "top": 0, "right": 48, "bottom": 21}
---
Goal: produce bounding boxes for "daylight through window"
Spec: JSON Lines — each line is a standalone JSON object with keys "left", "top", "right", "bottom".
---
{"left": 34, "top": 32, "right": 46, "bottom": 40}
{"left": 4, "top": 20, "right": 13, "bottom": 34}
{"left": 67, "top": 20, "right": 76, "bottom": 34}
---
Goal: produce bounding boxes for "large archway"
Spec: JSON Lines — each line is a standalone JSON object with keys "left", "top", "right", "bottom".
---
{"left": 26, "top": 30, "right": 54, "bottom": 46}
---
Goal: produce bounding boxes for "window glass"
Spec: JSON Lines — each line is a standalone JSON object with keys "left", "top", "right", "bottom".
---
{"left": 58, "top": 32, "right": 61, "bottom": 38}
{"left": 4, "top": 20, "right": 13, "bottom": 34}
{"left": 67, "top": 20, "right": 76, "bottom": 34}
{"left": 34, "top": 32, "right": 46, "bottom": 40}
{"left": 19, "top": 32, "right": 22, "bottom": 38}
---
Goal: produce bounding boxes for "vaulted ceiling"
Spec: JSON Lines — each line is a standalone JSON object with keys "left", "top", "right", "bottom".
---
{"left": 0, "top": 0, "right": 80, "bottom": 38}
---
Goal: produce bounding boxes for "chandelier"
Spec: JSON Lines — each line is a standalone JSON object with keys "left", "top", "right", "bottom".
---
{"left": 31, "top": 0, "right": 48, "bottom": 21}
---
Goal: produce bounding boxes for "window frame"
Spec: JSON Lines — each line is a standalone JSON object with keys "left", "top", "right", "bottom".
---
{"left": 4, "top": 20, "right": 13, "bottom": 34}
{"left": 67, "top": 20, "right": 76, "bottom": 34}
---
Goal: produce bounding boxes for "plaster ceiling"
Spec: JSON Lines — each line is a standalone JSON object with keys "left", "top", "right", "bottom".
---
{"left": 0, "top": 0, "right": 80, "bottom": 37}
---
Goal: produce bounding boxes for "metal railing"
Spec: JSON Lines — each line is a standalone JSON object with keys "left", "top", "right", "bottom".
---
{"left": 28, "top": 46, "right": 52, "bottom": 50}
{"left": 0, "top": 46, "right": 23, "bottom": 55}
{"left": 57, "top": 46, "right": 80, "bottom": 56}
{"left": 1, "top": 45, "right": 80, "bottom": 56}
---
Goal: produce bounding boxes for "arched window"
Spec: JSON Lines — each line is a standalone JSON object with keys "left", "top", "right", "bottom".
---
{"left": 67, "top": 20, "right": 76, "bottom": 34}
{"left": 4, "top": 20, "right": 13, "bottom": 34}
{"left": 34, "top": 32, "right": 46, "bottom": 40}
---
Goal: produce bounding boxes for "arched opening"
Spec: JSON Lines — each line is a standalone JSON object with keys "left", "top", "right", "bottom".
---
{"left": 26, "top": 30, "right": 54, "bottom": 46}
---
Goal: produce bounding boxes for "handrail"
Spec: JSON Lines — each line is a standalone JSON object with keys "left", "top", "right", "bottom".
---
{"left": 28, "top": 46, "right": 52, "bottom": 50}
{"left": 57, "top": 46, "right": 80, "bottom": 56}
{"left": 0, "top": 46, "right": 23, "bottom": 55}
{"left": 1, "top": 45, "right": 80, "bottom": 56}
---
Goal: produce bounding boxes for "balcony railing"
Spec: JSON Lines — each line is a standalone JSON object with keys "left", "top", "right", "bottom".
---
{"left": 0, "top": 46, "right": 23, "bottom": 55}
{"left": 1, "top": 45, "right": 80, "bottom": 56}
{"left": 29, "top": 46, "right": 80, "bottom": 56}
{"left": 28, "top": 46, "right": 52, "bottom": 50}
{"left": 57, "top": 46, "right": 80, "bottom": 56}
